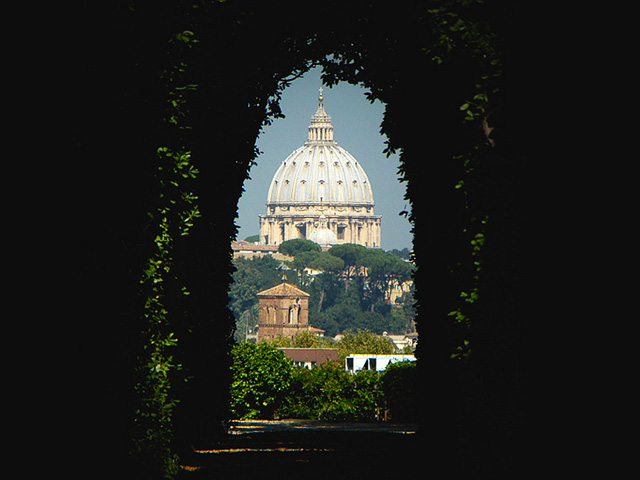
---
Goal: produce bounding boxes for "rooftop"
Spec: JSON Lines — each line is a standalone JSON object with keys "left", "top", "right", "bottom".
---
{"left": 257, "top": 282, "right": 310, "bottom": 298}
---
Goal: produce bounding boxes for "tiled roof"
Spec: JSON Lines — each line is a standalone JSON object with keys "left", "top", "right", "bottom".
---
{"left": 257, "top": 282, "right": 310, "bottom": 298}
{"left": 276, "top": 348, "right": 338, "bottom": 363}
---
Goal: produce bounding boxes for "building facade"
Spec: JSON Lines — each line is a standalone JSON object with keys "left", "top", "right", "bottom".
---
{"left": 256, "top": 282, "right": 311, "bottom": 342}
{"left": 344, "top": 354, "right": 416, "bottom": 372}
{"left": 259, "top": 89, "right": 381, "bottom": 248}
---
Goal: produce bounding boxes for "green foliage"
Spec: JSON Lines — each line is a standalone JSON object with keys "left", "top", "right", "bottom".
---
{"left": 229, "top": 255, "right": 283, "bottom": 341}
{"left": 80, "top": 0, "right": 514, "bottom": 476}
{"left": 229, "top": 242, "right": 415, "bottom": 338}
{"left": 381, "top": 361, "right": 418, "bottom": 422}
{"left": 132, "top": 146, "right": 200, "bottom": 479}
{"left": 277, "top": 238, "right": 322, "bottom": 256}
{"left": 230, "top": 343, "right": 293, "bottom": 419}
{"left": 447, "top": 230, "right": 485, "bottom": 360}
{"left": 235, "top": 331, "right": 417, "bottom": 422}
{"left": 234, "top": 304, "right": 259, "bottom": 343}
{"left": 389, "top": 247, "right": 412, "bottom": 260}
{"left": 228, "top": 255, "right": 282, "bottom": 319}
{"left": 280, "top": 363, "right": 384, "bottom": 422}
{"left": 130, "top": 19, "right": 204, "bottom": 476}
{"left": 243, "top": 234, "right": 260, "bottom": 243}
{"left": 328, "top": 243, "right": 369, "bottom": 265}
{"left": 328, "top": 243, "right": 369, "bottom": 282}
{"left": 291, "top": 250, "right": 345, "bottom": 288}
{"left": 312, "top": 278, "right": 367, "bottom": 336}
{"left": 278, "top": 357, "right": 416, "bottom": 423}
{"left": 361, "top": 249, "right": 412, "bottom": 311}
{"left": 336, "top": 329, "right": 395, "bottom": 362}
{"left": 292, "top": 250, "right": 344, "bottom": 273}
{"left": 268, "top": 330, "right": 335, "bottom": 349}
{"left": 308, "top": 271, "right": 344, "bottom": 315}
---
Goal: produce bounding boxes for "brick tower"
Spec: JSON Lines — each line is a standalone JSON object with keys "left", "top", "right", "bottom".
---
{"left": 256, "top": 283, "right": 311, "bottom": 342}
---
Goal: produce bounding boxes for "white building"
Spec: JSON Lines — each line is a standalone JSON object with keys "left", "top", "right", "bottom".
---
{"left": 344, "top": 354, "right": 416, "bottom": 372}
{"left": 383, "top": 332, "right": 419, "bottom": 351}
{"left": 259, "top": 89, "right": 381, "bottom": 248}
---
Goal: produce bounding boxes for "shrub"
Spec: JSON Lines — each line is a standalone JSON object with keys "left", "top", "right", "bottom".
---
{"left": 230, "top": 343, "right": 292, "bottom": 419}
{"left": 229, "top": 342, "right": 417, "bottom": 423}
{"left": 381, "top": 360, "right": 417, "bottom": 422}
{"left": 279, "top": 363, "right": 384, "bottom": 422}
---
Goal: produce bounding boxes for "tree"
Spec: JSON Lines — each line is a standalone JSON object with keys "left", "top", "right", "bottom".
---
{"left": 289, "top": 250, "right": 339, "bottom": 286}
{"left": 361, "top": 250, "right": 413, "bottom": 311}
{"left": 391, "top": 286, "right": 417, "bottom": 334}
{"left": 233, "top": 304, "right": 259, "bottom": 343}
{"left": 328, "top": 243, "right": 369, "bottom": 291}
{"left": 310, "top": 271, "right": 343, "bottom": 314}
{"left": 278, "top": 238, "right": 321, "bottom": 256}
{"left": 228, "top": 255, "right": 282, "bottom": 320}
{"left": 243, "top": 234, "right": 260, "bottom": 243}
{"left": 336, "top": 329, "right": 395, "bottom": 362}
{"left": 309, "top": 251, "right": 345, "bottom": 273}
{"left": 389, "top": 247, "right": 411, "bottom": 260}
{"left": 229, "top": 343, "right": 292, "bottom": 419}
{"left": 381, "top": 360, "right": 417, "bottom": 422}
{"left": 268, "top": 330, "right": 334, "bottom": 348}
{"left": 313, "top": 284, "right": 364, "bottom": 337}
{"left": 291, "top": 251, "right": 344, "bottom": 309}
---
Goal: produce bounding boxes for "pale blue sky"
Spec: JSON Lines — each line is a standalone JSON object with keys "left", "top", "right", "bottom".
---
{"left": 235, "top": 66, "right": 413, "bottom": 251}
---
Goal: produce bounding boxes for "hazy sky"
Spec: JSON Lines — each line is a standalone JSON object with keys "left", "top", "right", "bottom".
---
{"left": 235, "top": 66, "right": 413, "bottom": 251}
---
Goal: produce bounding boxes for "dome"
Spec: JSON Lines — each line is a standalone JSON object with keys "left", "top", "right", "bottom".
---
{"left": 308, "top": 215, "right": 338, "bottom": 245}
{"left": 266, "top": 93, "right": 375, "bottom": 207}
{"left": 259, "top": 90, "right": 382, "bottom": 249}
{"left": 309, "top": 227, "right": 338, "bottom": 245}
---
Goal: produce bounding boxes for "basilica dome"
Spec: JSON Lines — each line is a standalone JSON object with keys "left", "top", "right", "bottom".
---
{"left": 259, "top": 90, "right": 381, "bottom": 248}
{"left": 266, "top": 93, "right": 375, "bottom": 207}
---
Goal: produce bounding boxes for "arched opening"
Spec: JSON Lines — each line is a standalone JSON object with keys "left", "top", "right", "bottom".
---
{"left": 232, "top": 68, "right": 414, "bottom": 315}
{"left": 172, "top": 43, "right": 471, "bottom": 470}
{"left": 227, "top": 66, "right": 418, "bottom": 432}
{"left": 235, "top": 66, "right": 412, "bottom": 253}
{"left": 72, "top": 2, "right": 521, "bottom": 479}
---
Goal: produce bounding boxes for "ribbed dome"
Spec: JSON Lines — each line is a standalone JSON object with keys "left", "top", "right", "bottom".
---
{"left": 266, "top": 92, "right": 375, "bottom": 207}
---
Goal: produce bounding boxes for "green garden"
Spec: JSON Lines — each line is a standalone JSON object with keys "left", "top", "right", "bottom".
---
{"left": 230, "top": 340, "right": 417, "bottom": 422}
